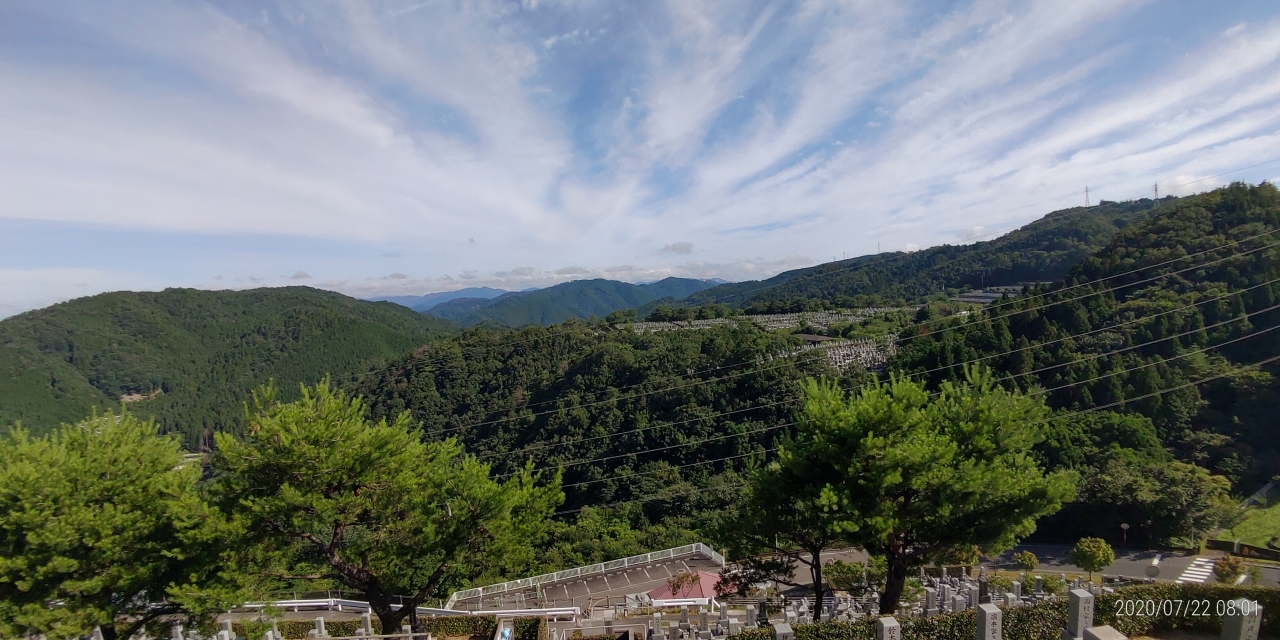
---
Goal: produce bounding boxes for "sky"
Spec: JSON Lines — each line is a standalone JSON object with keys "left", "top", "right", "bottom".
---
{"left": 3, "top": 1, "right": 1280, "bottom": 318}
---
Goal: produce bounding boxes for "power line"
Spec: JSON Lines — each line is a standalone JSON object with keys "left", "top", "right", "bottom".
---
{"left": 340, "top": 166, "right": 1279, "bottom": 405}
{"left": 558, "top": 448, "right": 777, "bottom": 491}
{"left": 691, "top": 157, "right": 1280, "bottom": 306}
{"left": 482, "top": 277, "right": 1280, "bottom": 465}
{"left": 1028, "top": 321, "right": 1280, "bottom": 400}
{"left": 920, "top": 276, "right": 1280, "bottom": 378}
{"left": 996, "top": 292, "right": 1280, "bottom": 387}
{"left": 555, "top": 350, "right": 1280, "bottom": 518}
{"left": 906, "top": 234, "right": 1278, "bottom": 345}
{"left": 503, "top": 321, "right": 1279, "bottom": 481}
{"left": 453, "top": 238, "right": 1278, "bottom": 439}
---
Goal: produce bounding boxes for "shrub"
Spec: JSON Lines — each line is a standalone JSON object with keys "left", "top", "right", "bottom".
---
{"left": 1068, "top": 538, "right": 1115, "bottom": 580}
{"left": 1215, "top": 556, "right": 1246, "bottom": 583}
{"left": 1013, "top": 550, "right": 1038, "bottom": 573}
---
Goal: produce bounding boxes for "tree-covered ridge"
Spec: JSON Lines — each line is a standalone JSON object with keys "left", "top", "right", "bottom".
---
{"left": 894, "top": 182, "right": 1279, "bottom": 539}
{"left": 683, "top": 197, "right": 1170, "bottom": 310}
{"left": 0, "top": 287, "right": 458, "bottom": 445}
{"left": 351, "top": 320, "right": 860, "bottom": 515}
{"left": 425, "top": 277, "right": 718, "bottom": 326}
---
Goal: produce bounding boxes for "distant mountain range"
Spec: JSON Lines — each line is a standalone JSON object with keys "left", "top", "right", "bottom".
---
{"left": 681, "top": 197, "right": 1173, "bottom": 311}
{"left": 422, "top": 277, "right": 719, "bottom": 326}
{"left": 370, "top": 287, "right": 509, "bottom": 312}
{"left": 0, "top": 287, "right": 457, "bottom": 443}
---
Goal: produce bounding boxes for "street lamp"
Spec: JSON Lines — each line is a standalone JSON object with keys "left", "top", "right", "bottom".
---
{"left": 1121, "top": 523, "right": 1129, "bottom": 548}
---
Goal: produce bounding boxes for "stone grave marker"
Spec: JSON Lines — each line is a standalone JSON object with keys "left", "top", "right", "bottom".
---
{"left": 1221, "top": 599, "right": 1262, "bottom": 640}
{"left": 875, "top": 617, "right": 900, "bottom": 640}
{"left": 977, "top": 603, "right": 1001, "bottom": 640}
{"left": 774, "top": 623, "right": 795, "bottom": 640}
{"left": 1082, "top": 627, "right": 1126, "bottom": 640}
{"left": 1061, "top": 589, "right": 1094, "bottom": 640}
{"left": 745, "top": 606, "right": 758, "bottom": 630}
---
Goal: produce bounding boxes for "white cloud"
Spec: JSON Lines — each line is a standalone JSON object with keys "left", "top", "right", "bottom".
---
{"left": 2, "top": 1, "right": 1278, "bottom": 314}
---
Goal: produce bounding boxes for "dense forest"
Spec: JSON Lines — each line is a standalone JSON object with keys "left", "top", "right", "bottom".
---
{"left": 423, "top": 277, "right": 718, "bottom": 326}
{"left": 682, "top": 197, "right": 1173, "bottom": 311}
{"left": 0, "top": 287, "right": 457, "bottom": 446}
{"left": 3, "top": 184, "right": 1274, "bottom": 563}
{"left": 347, "top": 184, "right": 1275, "bottom": 554}
{"left": 351, "top": 322, "right": 857, "bottom": 512}
{"left": 892, "top": 182, "right": 1280, "bottom": 543}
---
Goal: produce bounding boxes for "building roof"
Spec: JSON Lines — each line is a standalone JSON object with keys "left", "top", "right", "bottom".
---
{"left": 646, "top": 571, "right": 722, "bottom": 600}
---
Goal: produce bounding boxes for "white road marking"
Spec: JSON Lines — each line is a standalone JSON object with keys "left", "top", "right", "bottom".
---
{"left": 1175, "top": 557, "right": 1217, "bottom": 584}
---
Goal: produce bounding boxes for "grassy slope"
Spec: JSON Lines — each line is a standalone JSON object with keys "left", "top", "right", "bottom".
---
{"left": 1216, "top": 503, "right": 1280, "bottom": 547}
{"left": 684, "top": 198, "right": 1170, "bottom": 308}
{"left": 0, "top": 287, "right": 457, "bottom": 444}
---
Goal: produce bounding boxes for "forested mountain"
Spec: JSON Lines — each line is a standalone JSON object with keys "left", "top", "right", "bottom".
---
{"left": 683, "top": 197, "right": 1173, "bottom": 311}
{"left": 347, "top": 184, "right": 1276, "bottom": 549}
{"left": 894, "top": 182, "right": 1279, "bottom": 542}
{"left": 424, "top": 277, "right": 718, "bottom": 326}
{"left": 350, "top": 320, "right": 855, "bottom": 516}
{"left": 0, "top": 287, "right": 457, "bottom": 445}
{"left": 371, "top": 287, "right": 509, "bottom": 312}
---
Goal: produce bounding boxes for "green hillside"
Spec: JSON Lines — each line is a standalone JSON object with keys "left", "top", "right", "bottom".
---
{"left": 894, "top": 182, "right": 1279, "bottom": 540}
{"left": 0, "top": 287, "right": 457, "bottom": 445}
{"left": 351, "top": 184, "right": 1274, "bottom": 547}
{"left": 425, "top": 277, "right": 717, "bottom": 326}
{"left": 351, "top": 320, "right": 845, "bottom": 514}
{"left": 684, "top": 197, "right": 1171, "bottom": 310}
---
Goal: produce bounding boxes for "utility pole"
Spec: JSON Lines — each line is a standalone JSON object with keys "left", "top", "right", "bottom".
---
{"left": 1085, "top": 186, "right": 1090, "bottom": 207}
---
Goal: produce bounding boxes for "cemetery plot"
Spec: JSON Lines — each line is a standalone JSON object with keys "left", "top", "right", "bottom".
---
{"left": 624, "top": 309, "right": 912, "bottom": 333}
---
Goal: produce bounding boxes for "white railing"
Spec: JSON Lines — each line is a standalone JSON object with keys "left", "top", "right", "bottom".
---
{"left": 240, "top": 598, "right": 458, "bottom": 616}
{"left": 445, "top": 543, "right": 724, "bottom": 609}
{"left": 240, "top": 599, "right": 578, "bottom": 620}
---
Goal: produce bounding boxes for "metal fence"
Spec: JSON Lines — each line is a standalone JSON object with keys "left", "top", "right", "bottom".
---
{"left": 444, "top": 543, "right": 725, "bottom": 609}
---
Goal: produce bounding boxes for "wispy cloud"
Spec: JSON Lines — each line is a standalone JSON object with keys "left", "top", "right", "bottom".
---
{"left": 2, "top": 1, "right": 1279, "bottom": 315}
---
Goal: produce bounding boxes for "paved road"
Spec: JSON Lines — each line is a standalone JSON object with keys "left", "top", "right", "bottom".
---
{"left": 992, "top": 544, "right": 1200, "bottom": 582}
{"left": 996, "top": 544, "right": 1280, "bottom": 586}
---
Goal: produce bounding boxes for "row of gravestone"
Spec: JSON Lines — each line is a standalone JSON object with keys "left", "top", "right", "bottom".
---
{"left": 769, "top": 591, "right": 1262, "bottom": 640}
{"left": 158, "top": 612, "right": 413, "bottom": 640}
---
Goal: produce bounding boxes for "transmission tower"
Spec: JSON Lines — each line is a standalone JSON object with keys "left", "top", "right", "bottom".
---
{"left": 1085, "top": 186, "right": 1090, "bottom": 207}
{"left": 1153, "top": 182, "right": 1160, "bottom": 208}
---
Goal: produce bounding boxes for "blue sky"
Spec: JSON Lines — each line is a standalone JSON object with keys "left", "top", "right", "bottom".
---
{"left": 3, "top": 0, "right": 1280, "bottom": 317}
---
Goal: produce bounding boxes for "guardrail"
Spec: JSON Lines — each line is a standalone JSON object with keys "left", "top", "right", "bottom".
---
{"left": 444, "top": 543, "right": 725, "bottom": 610}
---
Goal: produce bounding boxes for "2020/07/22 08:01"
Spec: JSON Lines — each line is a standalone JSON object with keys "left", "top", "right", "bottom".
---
{"left": 1115, "top": 599, "right": 1260, "bottom": 617}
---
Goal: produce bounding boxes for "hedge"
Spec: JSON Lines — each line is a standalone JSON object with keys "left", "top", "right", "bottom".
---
{"left": 726, "top": 583, "right": 1280, "bottom": 640}
{"left": 233, "top": 614, "right": 548, "bottom": 640}
{"left": 1096, "top": 583, "right": 1280, "bottom": 638}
